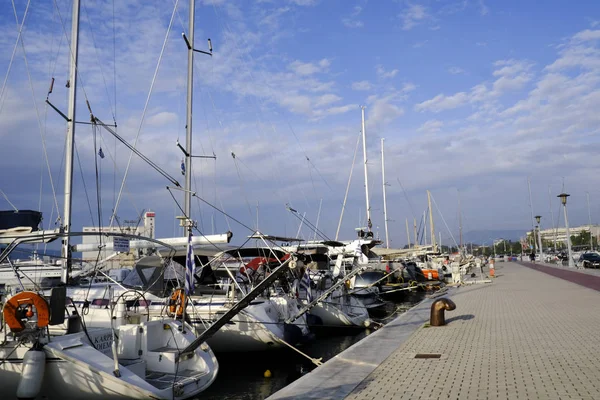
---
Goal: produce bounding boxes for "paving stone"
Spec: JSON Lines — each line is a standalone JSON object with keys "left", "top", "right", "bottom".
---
{"left": 344, "top": 262, "right": 600, "bottom": 400}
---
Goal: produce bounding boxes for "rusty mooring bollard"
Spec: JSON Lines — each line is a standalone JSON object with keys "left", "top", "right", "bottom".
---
{"left": 430, "top": 298, "right": 456, "bottom": 326}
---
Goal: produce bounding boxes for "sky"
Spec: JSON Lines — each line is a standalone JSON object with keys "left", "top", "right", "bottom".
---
{"left": 1, "top": 0, "right": 600, "bottom": 249}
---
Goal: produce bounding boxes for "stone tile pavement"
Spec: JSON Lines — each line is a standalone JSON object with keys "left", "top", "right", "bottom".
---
{"left": 346, "top": 262, "right": 600, "bottom": 400}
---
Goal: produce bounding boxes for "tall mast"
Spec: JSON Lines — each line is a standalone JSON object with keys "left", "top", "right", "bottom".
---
{"left": 61, "top": 0, "right": 81, "bottom": 284}
{"left": 458, "top": 190, "right": 463, "bottom": 251}
{"left": 413, "top": 218, "right": 417, "bottom": 248}
{"left": 184, "top": 0, "right": 195, "bottom": 222}
{"left": 423, "top": 210, "right": 427, "bottom": 246}
{"left": 427, "top": 190, "right": 437, "bottom": 251}
{"left": 587, "top": 192, "right": 594, "bottom": 251}
{"left": 381, "top": 138, "right": 389, "bottom": 248}
{"left": 405, "top": 218, "right": 411, "bottom": 249}
{"left": 361, "top": 106, "right": 372, "bottom": 232}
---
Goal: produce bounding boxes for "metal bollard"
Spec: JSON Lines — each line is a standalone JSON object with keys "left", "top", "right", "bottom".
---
{"left": 430, "top": 298, "right": 456, "bottom": 326}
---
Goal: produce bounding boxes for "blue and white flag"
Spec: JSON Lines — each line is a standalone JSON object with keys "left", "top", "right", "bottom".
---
{"left": 185, "top": 231, "right": 196, "bottom": 295}
{"left": 181, "top": 159, "right": 185, "bottom": 175}
{"left": 98, "top": 147, "right": 105, "bottom": 159}
{"left": 300, "top": 268, "right": 312, "bottom": 302}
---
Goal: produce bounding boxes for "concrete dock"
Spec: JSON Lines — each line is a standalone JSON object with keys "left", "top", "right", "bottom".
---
{"left": 268, "top": 262, "right": 600, "bottom": 399}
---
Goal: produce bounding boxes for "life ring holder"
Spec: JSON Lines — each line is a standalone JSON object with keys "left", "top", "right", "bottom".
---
{"left": 2, "top": 291, "right": 50, "bottom": 333}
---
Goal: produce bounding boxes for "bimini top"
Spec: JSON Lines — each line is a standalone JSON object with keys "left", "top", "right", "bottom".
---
{"left": 0, "top": 210, "right": 42, "bottom": 232}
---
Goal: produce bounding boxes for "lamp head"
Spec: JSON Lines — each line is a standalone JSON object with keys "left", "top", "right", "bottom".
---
{"left": 557, "top": 193, "right": 570, "bottom": 206}
{"left": 535, "top": 215, "right": 541, "bottom": 224}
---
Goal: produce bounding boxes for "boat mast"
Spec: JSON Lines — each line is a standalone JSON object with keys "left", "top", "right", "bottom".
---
{"left": 381, "top": 138, "right": 389, "bottom": 248}
{"left": 179, "top": 0, "right": 213, "bottom": 231}
{"left": 458, "top": 190, "right": 463, "bottom": 253}
{"left": 587, "top": 192, "right": 594, "bottom": 251}
{"left": 427, "top": 190, "right": 436, "bottom": 252}
{"left": 184, "top": 0, "right": 195, "bottom": 223}
{"left": 61, "top": 0, "right": 81, "bottom": 284}
{"left": 405, "top": 218, "right": 411, "bottom": 249}
{"left": 361, "top": 106, "right": 372, "bottom": 234}
{"left": 413, "top": 218, "right": 417, "bottom": 248}
{"left": 423, "top": 210, "right": 427, "bottom": 246}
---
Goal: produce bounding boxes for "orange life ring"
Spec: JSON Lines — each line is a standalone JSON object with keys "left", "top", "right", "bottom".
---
{"left": 168, "top": 289, "right": 186, "bottom": 317}
{"left": 2, "top": 291, "right": 50, "bottom": 333}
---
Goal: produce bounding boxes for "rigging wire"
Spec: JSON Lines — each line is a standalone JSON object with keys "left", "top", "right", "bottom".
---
{"left": 50, "top": 0, "right": 93, "bottom": 107}
{"left": 74, "top": 141, "right": 97, "bottom": 227}
{"left": 209, "top": 2, "right": 333, "bottom": 206}
{"left": 8, "top": 0, "right": 61, "bottom": 222}
{"left": 81, "top": 1, "right": 116, "bottom": 122}
{"left": 336, "top": 131, "right": 361, "bottom": 240}
{"left": 0, "top": 0, "right": 30, "bottom": 115}
{"left": 92, "top": 124, "right": 104, "bottom": 228}
{"left": 230, "top": 152, "right": 255, "bottom": 224}
{"left": 396, "top": 177, "right": 417, "bottom": 220}
{"left": 429, "top": 192, "right": 460, "bottom": 248}
{"left": 112, "top": 0, "right": 118, "bottom": 219}
{"left": 97, "top": 131, "right": 142, "bottom": 223}
{"left": 110, "top": 0, "right": 181, "bottom": 227}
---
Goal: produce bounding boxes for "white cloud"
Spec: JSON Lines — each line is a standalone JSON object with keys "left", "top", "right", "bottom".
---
{"left": 491, "top": 60, "right": 534, "bottom": 94}
{"left": 342, "top": 18, "right": 364, "bottom": 28}
{"left": 147, "top": 111, "right": 178, "bottom": 126}
{"left": 288, "top": 58, "right": 331, "bottom": 75}
{"left": 448, "top": 67, "right": 465, "bottom": 74}
{"left": 312, "top": 104, "right": 357, "bottom": 119}
{"left": 376, "top": 65, "right": 399, "bottom": 79}
{"left": 415, "top": 92, "right": 469, "bottom": 112}
{"left": 399, "top": 4, "right": 429, "bottom": 31}
{"left": 342, "top": 5, "right": 364, "bottom": 28}
{"left": 413, "top": 40, "right": 428, "bottom": 48}
{"left": 417, "top": 119, "right": 444, "bottom": 133}
{"left": 366, "top": 93, "right": 405, "bottom": 127}
{"left": 573, "top": 29, "right": 600, "bottom": 41}
{"left": 352, "top": 80, "right": 372, "bottom": 91}
{"left": 479, "top": 0, "right": 489, "bottom": 16}
{"left": 288, "top": 0, "right": 318, "bottom": 6}
{"left": 315, "top": 93, "right": 342, "bottom": 107}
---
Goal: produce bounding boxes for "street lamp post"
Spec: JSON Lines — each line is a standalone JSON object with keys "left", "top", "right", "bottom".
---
{"left": 557, "top": 193, "right": 574, "bottom": 268}
{"left": 535, "top": 215, "right": 544, "bottom": 263}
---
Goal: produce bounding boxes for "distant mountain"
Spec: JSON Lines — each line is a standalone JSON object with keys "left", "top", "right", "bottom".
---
{"left": 462, "top": 230, "right": 526, "bottom": 245}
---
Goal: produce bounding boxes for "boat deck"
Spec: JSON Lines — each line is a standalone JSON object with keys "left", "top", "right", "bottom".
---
{"left": 268, "top": 261, "right": 600, "bottom": 399}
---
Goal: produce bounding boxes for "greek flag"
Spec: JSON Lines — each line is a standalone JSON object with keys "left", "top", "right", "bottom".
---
{"left": 98, "top": 147, "right": 105, "bottom": 159}
{"left": 300, "top": 269, "right": 312, "bottom": 302}
{"left": 181, "top": 159, "right": 185, "bottom": 175}
{"left": 185, "top": 231, "right": 195, "bottom": 295}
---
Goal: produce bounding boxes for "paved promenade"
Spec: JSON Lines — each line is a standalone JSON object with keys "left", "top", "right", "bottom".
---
{"left": 270, "top": 262, "right": 600, "bottom": 399}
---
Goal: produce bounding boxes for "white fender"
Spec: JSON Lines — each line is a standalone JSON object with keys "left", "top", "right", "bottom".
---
{"left": 17, "top": 347, "right": 46, "bottom": 400}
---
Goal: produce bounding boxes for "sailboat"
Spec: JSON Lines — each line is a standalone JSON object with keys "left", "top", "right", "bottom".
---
{"left": 57, "top": 0, "right": 311, "bottom": 353}
{"left": 0, "top": 1, "right": 219, "bottom": 398}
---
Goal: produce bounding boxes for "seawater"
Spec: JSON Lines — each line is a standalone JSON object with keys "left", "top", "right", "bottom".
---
{"left": 201, "top": 291, "right": 427, "bottom": 400}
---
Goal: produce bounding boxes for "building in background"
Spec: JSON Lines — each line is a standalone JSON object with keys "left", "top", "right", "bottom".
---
{"left": 80, "top": 211, "right": 155, "bottom": 269}
{"left": 526, "top": 224, "right": 600, "bottom": 247}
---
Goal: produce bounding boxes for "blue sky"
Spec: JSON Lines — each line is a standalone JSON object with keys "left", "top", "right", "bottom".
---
{"left": 2, "top": 0, "right": 600, "bottom": 248}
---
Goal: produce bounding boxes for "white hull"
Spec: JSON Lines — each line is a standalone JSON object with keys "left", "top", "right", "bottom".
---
{"left": 308, "top": 296, "right": 369, "bottom": 327}
{"left": 67, "top": 286, "right": 309, "bottom": 353}
{"left": 0, "top": 320, "right": 218, "bottom": 400}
